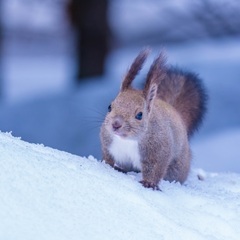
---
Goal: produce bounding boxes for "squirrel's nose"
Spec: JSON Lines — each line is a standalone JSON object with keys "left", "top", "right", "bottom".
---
{"left": 112, "top": 119, "right": 122, "bottom": 131}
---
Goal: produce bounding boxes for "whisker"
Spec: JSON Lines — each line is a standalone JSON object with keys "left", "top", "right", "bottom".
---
{"left": 86, "top": 107, "right": 107, "bottom": 118}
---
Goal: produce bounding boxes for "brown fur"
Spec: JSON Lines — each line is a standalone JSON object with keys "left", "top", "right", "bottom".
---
{"left": 100, "top": 50, "right": 207, "bottom": 190}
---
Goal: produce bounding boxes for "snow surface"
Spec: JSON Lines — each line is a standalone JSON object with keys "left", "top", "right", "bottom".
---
{"left": 1, "top": 131, "right": 240, "bottom": 240}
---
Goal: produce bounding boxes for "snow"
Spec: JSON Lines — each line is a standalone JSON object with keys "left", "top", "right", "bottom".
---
{"left": 0, "top": 131, "right": 240, "bottom": 240}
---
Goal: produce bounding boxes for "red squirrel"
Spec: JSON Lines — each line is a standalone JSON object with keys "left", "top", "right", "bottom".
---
{"left": 100, "top": 49, "right": 207, "bottom": 190}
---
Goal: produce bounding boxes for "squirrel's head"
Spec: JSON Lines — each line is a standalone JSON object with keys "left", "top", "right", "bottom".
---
{"left": 103, "top": 49, "right": 166, "bottom": 140}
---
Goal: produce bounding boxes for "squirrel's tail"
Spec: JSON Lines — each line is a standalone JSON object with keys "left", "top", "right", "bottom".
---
{"left": 161, "top": 68, "right": 207, "bottom": 137}
{"left": 145, "top": 53, "right": 208, "bottom": 137}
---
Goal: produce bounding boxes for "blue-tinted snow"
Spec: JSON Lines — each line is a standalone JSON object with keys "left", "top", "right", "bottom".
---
{"left": 0, "top": 132, "right": 239, "bottom": 240}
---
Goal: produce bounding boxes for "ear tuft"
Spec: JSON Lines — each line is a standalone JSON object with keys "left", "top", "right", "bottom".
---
{"left": 144, "top": 51, "right": 167, "bottom": 97}
{"left": 121, "top": 48, "right": 150, "bottom": 91}
{"left": 146, "top": 83, "right": 158, "bottom": 112}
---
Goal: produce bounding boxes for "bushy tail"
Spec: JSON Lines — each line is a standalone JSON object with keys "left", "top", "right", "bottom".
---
{"left": 161, "top": 68, "right": 207, "bottom": 137}
{"left": 145, "top": 53, "right": 208, "bottom": 137}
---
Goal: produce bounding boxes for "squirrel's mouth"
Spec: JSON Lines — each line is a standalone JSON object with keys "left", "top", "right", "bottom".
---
{"left": 110, "top": 126, "right": 129, "bottom": 138}
{"left": 112, "top": 129, "right": 128, "bottom": 138}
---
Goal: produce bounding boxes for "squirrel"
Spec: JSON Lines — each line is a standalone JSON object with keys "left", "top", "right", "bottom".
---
{"left": 100, "top": 49, "right": 207, "bottom": 190}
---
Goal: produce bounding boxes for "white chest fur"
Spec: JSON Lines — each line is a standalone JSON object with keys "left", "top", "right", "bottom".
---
{"left": 109, "top": 135, "right": 141, "bottom": 171}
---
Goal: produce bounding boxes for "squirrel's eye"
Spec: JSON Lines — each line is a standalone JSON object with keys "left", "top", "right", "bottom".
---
{"left": 135, "top": 112, "right": 143, "bottom": 120}
{"left": 108, "top": 104, "right": 112, "bottom": 112}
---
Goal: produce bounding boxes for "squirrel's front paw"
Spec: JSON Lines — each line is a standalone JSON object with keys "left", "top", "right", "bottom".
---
{"left": 114, "top": 165, "right": 127, "bottom": 174}
{"left": 140, "top": 180, "right": 161, "bottom": 191}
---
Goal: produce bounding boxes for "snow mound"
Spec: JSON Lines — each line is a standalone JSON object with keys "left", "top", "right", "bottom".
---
{"left": 0, "top": 132, "right": 239, "bottom": 240}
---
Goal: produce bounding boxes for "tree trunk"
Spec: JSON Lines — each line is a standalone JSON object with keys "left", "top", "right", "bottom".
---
{"left": 0, "top": 0, "right": 2, "bottom": 98}
{"left": 67, "top": 0, "right": 110, "bottom": 82}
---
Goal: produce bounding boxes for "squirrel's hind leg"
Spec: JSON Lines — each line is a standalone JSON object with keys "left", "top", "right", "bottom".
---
{"left": 164, "top": 148, "right": 191, "bottom": 184}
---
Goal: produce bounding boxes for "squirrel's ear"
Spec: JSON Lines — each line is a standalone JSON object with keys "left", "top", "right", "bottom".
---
{"left": 143, "top": 51, "right": 166, "bottom": 96}
{"left": 121, "top": 49, "right": 150, "bottom": 91}
{"left": 146, "top": 83, "right": 158, "bottom": 113}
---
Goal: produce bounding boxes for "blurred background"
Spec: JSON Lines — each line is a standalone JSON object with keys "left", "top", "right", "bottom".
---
{"left": 0, "top": 0, "right": 239, "bottom": 173}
